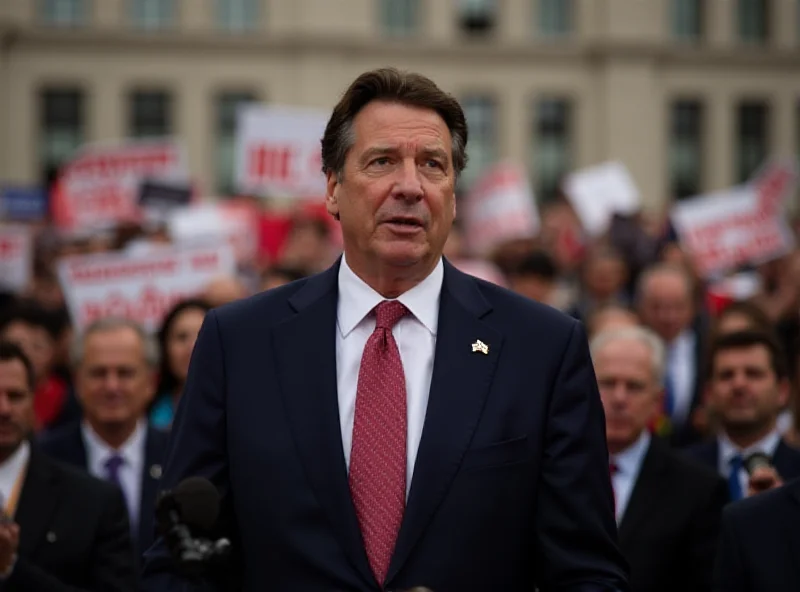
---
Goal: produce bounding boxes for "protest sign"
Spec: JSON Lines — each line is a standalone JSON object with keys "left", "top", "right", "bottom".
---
{"left": 52, "top": 138, "right": 190, "bottom": 231}
{"left": 0, "top": 186, "right": 49, "bottom": 221}
{"left": 58, "top": 244, "right": 235, "bottom": 332}
{"left": 563, "top": 161, "right": 640, "bottom": 237}
{"left": 235, "top": 105, "right": 328, "bottom": 199}
{"left": 168, "top": 201, "right": 259, "bottom": 265}
{"left": 461, "top": 163, "right": 540, "bottom": 257}
{"left": 0, "top": 225, "right": 33, "bottom": 292}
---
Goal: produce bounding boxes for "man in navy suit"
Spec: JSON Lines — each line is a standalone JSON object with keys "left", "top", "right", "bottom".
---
{"left": 684, "top": 330, "right": 800, "bottom": 500}
{"left": 141, "top": 68, "right": 629, "bottom": 592}
{"left": 714, "top": 476, "right": 800, "bottom": 592}
{"left": 39, "top": 318, "right": 169, "bottom": 558}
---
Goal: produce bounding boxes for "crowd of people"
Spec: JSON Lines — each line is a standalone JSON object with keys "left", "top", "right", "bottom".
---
{"left": 1, "top": 77, "right": 799, "bottom": 591}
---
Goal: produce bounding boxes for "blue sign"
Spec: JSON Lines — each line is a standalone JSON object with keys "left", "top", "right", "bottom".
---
{"left": 0, "top": 186, "right": 49, "bottom": 221}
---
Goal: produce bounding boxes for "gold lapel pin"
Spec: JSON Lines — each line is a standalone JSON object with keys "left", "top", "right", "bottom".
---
{"left": 471, "top": 340, "right": 489, "bottom": 355}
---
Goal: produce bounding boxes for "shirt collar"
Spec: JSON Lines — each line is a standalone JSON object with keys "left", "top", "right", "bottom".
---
{"left": 0, "top": 440, "right": 30, "bottom": 489}
{"left": 719, "top": 429, "right": 781, "bottom": 464}
{"left": 611, "top": 430, "right": 651, "bottom": 476}
{"left": 337, "top": 254, "right": 443, "bottom": 338}
{"left": 81, "top": 419, "right": 147, "bottom": 465}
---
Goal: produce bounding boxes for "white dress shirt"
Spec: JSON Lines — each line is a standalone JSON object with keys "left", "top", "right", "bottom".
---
{"left": 0, "top": 441, "right": 29, "bottom": 514}
{"left": 610, "top": 431, "right": 651, "bottom": 524}
{"left": 82, "top": 419, "right": 147, "bottom": 526}
{"left": 718, "top": 429, "right": 781, "bottom": 495}
{"left": 336, "top": 255, "right": 443, "bottom": 497}
{"left": 666, "top": 330, "right": 696, "bottom": 425}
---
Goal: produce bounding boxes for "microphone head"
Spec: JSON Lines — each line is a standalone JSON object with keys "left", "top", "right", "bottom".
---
{"left": 159, "top": 476, "right": 221, "bottom": 533}
{"left": 743, "top": 452, "right": 772, "bottom": 475}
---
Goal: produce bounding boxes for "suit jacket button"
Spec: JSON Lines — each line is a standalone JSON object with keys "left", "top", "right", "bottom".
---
{"left": 150, "top": 465, "right": 162, "bottom": 479}
{"left": 46, "top": 531, "right": 57, "bottom": 543}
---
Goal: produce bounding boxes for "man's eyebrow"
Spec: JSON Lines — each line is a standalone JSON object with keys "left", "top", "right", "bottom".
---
{"left": 359, "top": 146, "right": 397, "bottom": 162}
{"left": 421, "top": 148, "right": 450, "bottom": 162}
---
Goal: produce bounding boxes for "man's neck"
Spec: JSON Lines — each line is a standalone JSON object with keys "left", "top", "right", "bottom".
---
{"left": 0, "top": 443, "right": 21, "bottom": 466}
{"left": 87, "top": 420, "right": 138, "bottom": 450}
{"left": 345, "top": 252, "right": 439, "bottom": 299}
{"left": 724, "top": 421, "right": 777, "bottom": 450}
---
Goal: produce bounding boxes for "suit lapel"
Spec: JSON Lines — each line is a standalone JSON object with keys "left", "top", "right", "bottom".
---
{"left": 618, "top": 438, "right": 668, "bottom": 546}
{"left": 784, "top": 481, "right": 800, "bottom": 586}
{"left": 387, "top": 261, "right": 502, "bottom": 583}
{"left": 138, "top": 427, "right": 165, "bottom": 547}
{"left": 15, "top": 447, "right": 61, "bottom": 558}
{"left": 271, "top": 262, "right": 375, "bottom": 587}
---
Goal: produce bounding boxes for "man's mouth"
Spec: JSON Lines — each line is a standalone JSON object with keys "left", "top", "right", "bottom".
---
{"left": 384, "top": 216, "right": 424, "bottom": 228}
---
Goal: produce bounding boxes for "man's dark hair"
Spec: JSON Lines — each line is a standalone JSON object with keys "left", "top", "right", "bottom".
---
{"left": 0, "top": 340, "right": 36, "bottom": 391}
{"left": 0, "top": 297, "right": 61, "bottom": 341}
{"left": 714, "top": 300, "right": 772, "bottom": 334}
{"left": 321, "top": 67, "right": 468, "bottom": 179}
{"left": 707, "top": 329, "right": 788, "bottom": 382}
{"left": 509, "top": 250, "right": 558, "bottom": 281}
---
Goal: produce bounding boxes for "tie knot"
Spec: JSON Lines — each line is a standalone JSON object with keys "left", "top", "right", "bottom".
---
{"left": 729, "top": 454, "right": 744, "bottom": 470}
{"left": 374, "top": 300, "right": 409, "bottom": 330}
{"left": 105, "top": 454, "right": 125, "bottom": 473}
{"left": 609, "top": 461, "right": 619, "bottom": 475}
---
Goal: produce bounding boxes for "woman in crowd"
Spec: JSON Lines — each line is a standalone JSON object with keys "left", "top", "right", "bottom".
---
{"left": 149, "top": 298, "right": 211, "bottom": 429}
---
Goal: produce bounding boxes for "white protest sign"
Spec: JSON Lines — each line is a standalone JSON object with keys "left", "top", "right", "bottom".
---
{"left": 749, "top": 158, "right": 799, "bottom": 215}
{"left": 0, "top": 225, "right": 33, "bottom": 292}
{"left": 53, "top": 138, "right": 190, "bottom": 231}
{"left": 563, "top": 161, "right": 641, "bottom": 237}
{"left": 671, "top": 185, "right": 795, "bottom": 279}
{"left": 461, "top": 163, "right": 540, "bottom": 257}
{"left": 168, "top": 201, "right": 259, "bottom": 265}
{"left": 235, "top": 105, "right": 328, "bottom": 198}
{"left": 58, "top": 244, "right": 235, "bottom": 332}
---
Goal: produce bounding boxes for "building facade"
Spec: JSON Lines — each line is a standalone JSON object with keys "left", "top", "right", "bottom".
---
{"left": 1, "top": 0, "right": 799, "bottom": 211}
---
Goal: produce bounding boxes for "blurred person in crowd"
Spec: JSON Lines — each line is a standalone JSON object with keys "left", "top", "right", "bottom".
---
{"left": 0, "top": 340, "right": 137, "bottom": 590}
{"left": 568, "top": 246, "right": 629, "bottom": 324}
{"left": 279, "top": 211, "right": 335, "bottom": 273}
{"left": 260, "top": 266, "right": 307, "bottom": 292}
{"left": 684, "top": 330, "right": 800, "bottom": 502}
{"left": 587, "top": 305, "right": 640, "bottom": 338}
{"left": 506, "top": 250, "right": 560, "bottom": 308}
{"left": 714, "top": 475, "right": 800, "bottom": 592}
{"left": 203, "top": 275, "right": 249, "bottom": 308}
{"left": 148, "top": 299, "right": 212, "bottom": 429}
{"left": 25, "top": 259, "right": 65, "bottom": 311}
{"left": 0, "top": 299, "right": 80, "bottom": 433}
{"left": 636, "top": 263, "right": 709, "bottom": 444}
{"left": 713, "top": 300, "right": 773, "bottom": 336}
{"left": 591, "top": 327, "right": 727, "bottom": 592}
{"left": 142, "top": 68, "right": 628, "bottom": 592}
{"left": 39, "top": 318, "right": 168, "bottom": 559}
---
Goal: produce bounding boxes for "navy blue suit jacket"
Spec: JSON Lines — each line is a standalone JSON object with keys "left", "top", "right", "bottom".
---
{"left": 714, "top": 476, "right": 800, "bottom": 592}
{"left": 141, "top": 259, "right": 629, "bottom": 592}
{"left": 38, "top": 421, "right": 169, "bottom": 558}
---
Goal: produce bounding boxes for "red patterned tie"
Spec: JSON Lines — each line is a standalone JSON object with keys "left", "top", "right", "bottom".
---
{"left": 349, "top": 300, "right": 409, "bottom": 585}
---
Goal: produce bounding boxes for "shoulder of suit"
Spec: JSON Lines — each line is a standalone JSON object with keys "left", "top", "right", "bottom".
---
{"left": 209, "top": 276, "right": 313, "bottom": 327}
{"left": 724, "top": 479, "right": 795, "bottom": 524}
{"left": 31, "top": 449, "right": 120, "bottom": 497}
{"left": 36, "top": 421, "right": 81, "bottom": 449}
{"left": 661, "top": 442, "right": 724, "bottom": 485}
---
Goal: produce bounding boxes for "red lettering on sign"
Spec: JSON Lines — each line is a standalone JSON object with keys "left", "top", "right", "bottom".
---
{"left": 249, "top": 145, "right": 294, "bottom": 183}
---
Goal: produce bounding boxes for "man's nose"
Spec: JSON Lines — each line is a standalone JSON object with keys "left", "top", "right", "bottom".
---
{"left": 393, "top": 160, "right": 424, "bottom": 201}
{"left": 0, "top": 394, "right": 11, "bottom": 415}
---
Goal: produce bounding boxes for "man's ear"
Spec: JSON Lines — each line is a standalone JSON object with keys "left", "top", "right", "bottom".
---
{"left": 325, "top": 170, "right": 340, "bottom": 221}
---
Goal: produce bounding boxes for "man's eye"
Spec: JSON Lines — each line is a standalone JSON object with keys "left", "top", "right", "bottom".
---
{"left": 425, "top": 160, "right": 443, "bottom": 169}
{"left": 370, "top": 157, "right": 391, "bottom": 166}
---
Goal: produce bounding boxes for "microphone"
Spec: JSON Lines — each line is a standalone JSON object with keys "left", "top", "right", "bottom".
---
{"left": 155, "top": 476, "right": 232, "bottom": 579}
{"left": 743, "top": 452, "right": 772, "bottom": 475}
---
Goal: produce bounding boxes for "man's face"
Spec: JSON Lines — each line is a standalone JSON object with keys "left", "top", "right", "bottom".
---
{"left": 707, "top": 345, "right": 788, "bottom": 435}
{"left": 639, "top": 272, "right": 693, "bottom": 342}
{"left": 75, "top": 327, "right": 156, "bottom": 428}
{"left": 595, "top": 338, "right": 663, "bottom": 452}
{"left": 326, "top": 101, "right": 456, "bottom": 278}
{"left": 584, "top": 256, "right": 626, "bottom": 301}
{"left": 2, "top": 321, "right": 54, "bottom": 386}
{"left": 0, "top": 359, "right": 34, "bottom": 457}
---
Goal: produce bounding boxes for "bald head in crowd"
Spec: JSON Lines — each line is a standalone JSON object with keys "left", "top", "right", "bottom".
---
{"left": 636, "top": 264, "right": 695, "bottom": 344}
{"left": 587, "top": 304, "right": 640, "bottom": 338}
{"left": 203, "top": 276, "right": 248, "bottom": 308}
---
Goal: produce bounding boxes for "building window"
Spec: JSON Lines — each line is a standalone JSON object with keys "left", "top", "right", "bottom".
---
{"left": 130, "top": 0, "right": 174, "bottom": 30}
{"left": 460, "top": 95, "right": 497, "bottom": 191}
{"left": 380, "top": 0, "right": 418, "bottom": 36}
{"left": 216, "top": 92, "right": 258, "bottom": 195}
{"left": 217, "top": 0, "right": 259, "bottom": 32}
{"left": 736, "top": 100, "right": 769, "bottom": 183}
{"left": 669, "top": 100, "right": 703, "bottom": 200}
{"left": 671, "top": 0, "right": 703, "bottom": 40}
{"left": 129, "top": 90, "right": 172, "bottom": 139}
{"left": 39, "top": 88, "right": 85, "bottom": 183}
{"left": 534, "top": 98, "right": 571, "bottom": 203}
{"left": 458, "top": 0, "right": 496, "bottom": 35}
{"left": 738, "top": 0, "right": 768, "bottom": 43}
{"left": 538, "top": 0, "right": 572, "bottom": 37}
{"left": 39, "top": 0, "right": 86, "bottom": 26}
